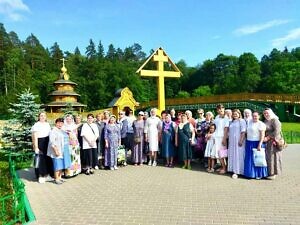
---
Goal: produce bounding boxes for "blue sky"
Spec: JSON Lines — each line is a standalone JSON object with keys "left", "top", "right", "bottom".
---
{"left": 1, "top": 0, "right": 300, "bottom": 67}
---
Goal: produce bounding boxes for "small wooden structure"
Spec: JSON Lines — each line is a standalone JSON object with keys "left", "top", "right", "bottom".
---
{"left": 108, "top": 87, "right": 139, "bottom": 118}
{"left": 46, "top": 59, "right": 86, "bottom": 113}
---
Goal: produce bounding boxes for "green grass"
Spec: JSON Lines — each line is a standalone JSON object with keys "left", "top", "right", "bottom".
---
{"left": 282, "top": 122, "right": 300, "bottom": 132}
{"left": 282, "top": 122, "right": 300, "bottom": 144}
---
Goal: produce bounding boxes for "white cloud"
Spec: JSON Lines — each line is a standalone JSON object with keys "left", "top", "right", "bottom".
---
{"left": 212, "top": 35, "right": 221, "bottom": 40}
{"left": 0, "top": 0, "right": 30, "bottom": 21}
{"left": 233, "top": 19, "right": 290, "bottom": 36}
{"left": 271, "top": 28, "right": 300, "bottom": 48}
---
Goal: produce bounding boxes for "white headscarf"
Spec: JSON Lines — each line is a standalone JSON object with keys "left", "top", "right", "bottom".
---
{"left": 63, "top": 114, "right": 76, "bottom": 131}
{"left": 243, "top": 109, "right": 252, "bottom": 120}
{"left": 264, "top": 108, "right": 279, "bottom": 120}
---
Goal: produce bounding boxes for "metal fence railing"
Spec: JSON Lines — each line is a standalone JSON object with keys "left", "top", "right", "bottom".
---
{"left": 0, "top": 153, "right": 35, "bottom": 225}
{"left": 283, "top": 131, "right": 300, "bottom": 144}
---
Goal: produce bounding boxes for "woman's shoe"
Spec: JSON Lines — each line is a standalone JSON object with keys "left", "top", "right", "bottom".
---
{"left": 55, "top": 179, "right": 63, "bottom": 185}
{"left": 110, "top": 167, "right": 114, "bottom": 170}
{"left": 267, "top": 175, "right": 276, "bottom": 180}
{"left": 114, "top": 166, "right": 119, "bottom": 170}
{"left": 181, "top": 165, "right": 186, "bottom": 169}
{"left": 219, "top": 169, "right": 226, "bottom": 174}
{"left": 85, "top": 170, "right": 90, "bottom": 175}
{"left": 232, "top": 174, "right": 238, "bottom": 179}
{"left": 187, "top": 165, "right": 192, "bottom": 170}
{"left": 168, "top": 163, "right": 174, "bottom": 168}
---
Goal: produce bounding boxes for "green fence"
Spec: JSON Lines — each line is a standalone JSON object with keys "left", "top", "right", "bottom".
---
{"left": 0, "top": 153, "right": 35, "bottom": 225}
{"left": 283, "top": 131, "right": 300, "bottom": 144}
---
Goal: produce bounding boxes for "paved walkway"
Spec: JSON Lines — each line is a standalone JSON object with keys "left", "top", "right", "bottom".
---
{"left": 20, "top": 145, "right": 300, "bottom": 225}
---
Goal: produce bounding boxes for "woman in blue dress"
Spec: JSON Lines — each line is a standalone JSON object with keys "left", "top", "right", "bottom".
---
{"left": 161, "top": 114, "right": 176, "bottom": 167}
{"left": 48, "top": 118, "right": 71, "bottom": 185}
{"left": 244, "top": 111, "right": 268, "bottom": 179}
{"left": 104, "top": 115, "right": 121, "bottom": 170}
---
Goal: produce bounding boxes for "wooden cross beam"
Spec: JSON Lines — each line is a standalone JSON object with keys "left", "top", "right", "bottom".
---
{"left": 136, "top": 47, "right": 182, "bottom": 114}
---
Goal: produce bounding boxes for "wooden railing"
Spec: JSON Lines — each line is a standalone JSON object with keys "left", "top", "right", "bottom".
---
{"left": 138, "top": 93, "right": 300, "bottom": 109}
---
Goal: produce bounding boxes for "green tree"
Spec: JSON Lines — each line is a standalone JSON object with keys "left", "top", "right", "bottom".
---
{"left": 85, "top": 39, "right": 97, "bottom": 59}
{"left": 237, "top": 53, "right": 261, "bottom": 92}
{"left": 192, "top": 85, "right": 212, "bottom": 97}
{"left": 106, "top": 44, "right": 117, "bottom": 60}
{"left": 1, "top": 89, "right": 41, "bottom": 153}
{"left": 97, "top": 40, "right": 105, "bottom": 59}
{"left": 50, "top": 42, "right": 64, "bottom": 71}
{"left": 175, "top": 90, "right": 190, "bottom": 98}
{"left": 212, "top": 54, "right": 239, "bottom": 94}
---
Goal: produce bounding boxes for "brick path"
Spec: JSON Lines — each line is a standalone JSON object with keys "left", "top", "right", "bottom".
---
{"left": 20, "top": 145, "right": 300, "bottom": 225}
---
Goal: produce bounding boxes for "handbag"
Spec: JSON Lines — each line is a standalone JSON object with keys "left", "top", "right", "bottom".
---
{"left": 134, "top": 136, "right": 141, "bottom": 143}
{"left": 275, "top": 132, "right": 287, "bottom": 151}
{"left": 252, "top": 148, "right": 267, "bottom": 167}
{"left": 190, "top": 137, "right": 197, "bottom": 146}
{"left": 143, "top": 142, "right": 149, "bottom": 154}
{"left": 34, "top": 153, "right": 40, "bottom": 168}
{"left": 218, "top": 146, "right": 228, "bottom": 158}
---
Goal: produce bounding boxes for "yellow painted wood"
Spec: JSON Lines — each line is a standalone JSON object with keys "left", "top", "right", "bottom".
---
{"left": 136, "top": 47, "right": 182, "bottom": 114}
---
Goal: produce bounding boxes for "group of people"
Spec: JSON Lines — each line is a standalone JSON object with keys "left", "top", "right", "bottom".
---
{"left": 31, "top": 105, "right": 284, "bottom": 184}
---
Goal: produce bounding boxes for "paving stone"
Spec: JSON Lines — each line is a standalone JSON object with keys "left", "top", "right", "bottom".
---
{"left": 19, "top": 144, "right": 300, "bottom": 225}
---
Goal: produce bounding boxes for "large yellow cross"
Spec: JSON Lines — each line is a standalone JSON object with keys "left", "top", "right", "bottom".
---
{"left": 136, "top": 47, "right": 182, "bottom": 114}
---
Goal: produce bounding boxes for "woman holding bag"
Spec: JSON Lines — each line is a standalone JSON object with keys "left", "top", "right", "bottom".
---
{"left": 263, "top": 108, "right": 283, "bottom": 180}
{"left": 244, "top": 111, "right": 268, "bottom": 179}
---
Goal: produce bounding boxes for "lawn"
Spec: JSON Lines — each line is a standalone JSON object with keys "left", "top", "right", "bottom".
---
{"left": 282, "top": 122, "right": 300, "bottom": 132}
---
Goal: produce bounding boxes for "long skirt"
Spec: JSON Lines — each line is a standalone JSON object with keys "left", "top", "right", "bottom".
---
{"left": 82, "top": 148, "right": 93, "bottom": 169}
{"left": 244, "top": 140, "right": 268, "bottom": 179}
{"left": 161, "top": 132, "right": 175, "bottom": 158}
{"left": 132, "top": 140, "right": 145, "bottom": 164}
{"left": 36, "top": 136, "right": 53, "bottom": 177}
{"left": 266, "top": 140, "right": 282, "bottom": 176}
{"left": 104, "top": 147, "right": 118, "bottom": 167}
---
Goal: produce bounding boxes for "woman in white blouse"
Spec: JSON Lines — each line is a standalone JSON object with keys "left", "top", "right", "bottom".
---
{"left": 81, "top": 114, "right": 99, "bottom": 175}
{"left": 244, "top": 111, "right": 268, "bottom": 179}
{"left": 31, "top": 112, "right": 53, "bottom": 183}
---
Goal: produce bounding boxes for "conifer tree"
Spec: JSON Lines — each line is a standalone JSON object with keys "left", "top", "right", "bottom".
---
{"left": 1, "top": 89, "right": 41, "bottom": 155}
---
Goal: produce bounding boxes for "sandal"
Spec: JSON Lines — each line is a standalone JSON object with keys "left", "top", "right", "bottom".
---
{"left": 219, "top": 169, "right": 226, "bottom": 174}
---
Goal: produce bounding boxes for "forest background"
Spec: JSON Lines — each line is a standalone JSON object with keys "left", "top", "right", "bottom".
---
{"left": 0, "top": 23, "right": 299, "bottom": 117}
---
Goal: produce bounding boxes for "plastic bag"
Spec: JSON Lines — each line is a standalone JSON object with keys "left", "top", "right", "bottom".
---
{"left": 252, "top": 148, "right": 267, "bottom": 167}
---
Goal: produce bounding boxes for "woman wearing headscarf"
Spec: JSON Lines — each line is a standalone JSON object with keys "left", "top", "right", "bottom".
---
{"left": 104, "top": 115, "right": 121, "bottom": 170}
{"left": 62, "top": 114, "right": 81, "bottom": 177}
{"left": 243, "top": 109, "right": 252, "bottom": 126}
{"left": 263, "top": 108, "right": 283, "bottom": 180}
{"left": 175, "top": 114, "right": 195, "bottom": 170}
{"left": 161, "top": 114, "right": 176, "bottom": 167}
